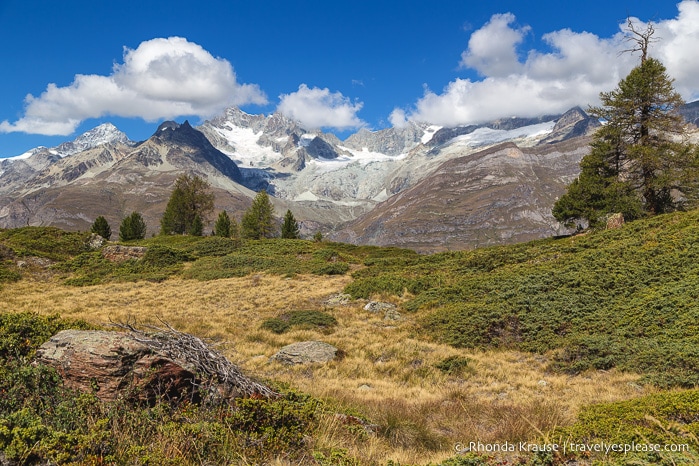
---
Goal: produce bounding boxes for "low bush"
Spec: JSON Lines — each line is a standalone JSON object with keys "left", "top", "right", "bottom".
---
{"left": 434, "top": 355, "right": 473, "bottom": 377}
{"left": 312, "top": 261, "right": 350, "bottom": 275}
{"left": 0, "top": 227, "right": 88, "bottom": 261}
{"left": 0, "top": 262, "right": 20, "bottom": 283}
{"left": 557, "top": 390, "right": 699, "bottom": 464}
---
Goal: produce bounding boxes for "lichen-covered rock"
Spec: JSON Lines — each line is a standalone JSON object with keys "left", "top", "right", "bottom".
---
{"left": 324, "top": 293, "right": 352, "bottom": 306}
{"left": 364, "top": 301, "right": 396, "bottom": 313}
{"left": 271, "top": 341, "right": 339, "bottom": 365}
{"left": 86, "top": 233, "right": 106, "bottom": 250}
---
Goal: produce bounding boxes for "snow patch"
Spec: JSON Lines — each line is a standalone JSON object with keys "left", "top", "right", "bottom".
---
{"left": 8, "top": 147, "right": 45, "bottom": 160}
{"left": 421, "top": 125, "right": 442, "bottom": 144}
{"left": 212, "top": 124, "right": 282, "bottom": 167}
{"left": 372, "top": 188, "right": 389, "bottom": 202}
{"left": 299, "top": 134, "right": 316, "bottom": 147}
{"left": 451, "top": 121, "right": 555, "bottom": 148}
{"left": 294, "top": 190, "right": 319, "bottom": 201}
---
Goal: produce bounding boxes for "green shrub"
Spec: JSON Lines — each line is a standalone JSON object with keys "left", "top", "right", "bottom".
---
{"left": 0, "top": 227, "right": 88, "bottom": 261}
{"left": 312, "top": 261, "right": 350, "bottom": 275}
{"left": 344, "top": 274, "right": 417, "bottom": 299}
{"left": 139, "top": 246, "right": 193, "bottom": 269}
{"left": 434, "top": 356, "right": 473, "bottom": 377}
{"left": 261, "top": 310, "right": 338, "bottom": 334}
{"left": 0, "top": 312, "right": 95, "bottom": 361}
{"left": 558, "top": 390, "right": 699, "bottom": 464}
{"left": 183, "top": 236, "right": 241, "bottom": 257}
{"left": 0, "top": 263, "right": 21, "bottom": 283}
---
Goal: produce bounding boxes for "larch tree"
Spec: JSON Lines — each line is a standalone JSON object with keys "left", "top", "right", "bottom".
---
{"left": 160, "top": 174, "right": 214, "bottom": 235}
{"left": 553, "top": 22, "right": 699, "bottom": 228}
{"left": 214, "top": 211, "right": 232, "bottom": 237}
{"left": 241, "top": 190, "right": 275, "bottom": 239}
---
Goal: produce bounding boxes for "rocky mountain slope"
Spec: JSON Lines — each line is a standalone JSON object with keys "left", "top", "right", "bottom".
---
{"left": 0, "top": 121, "right": 252, "bottom": 235}
{"left": 0, "top": 104, "right": 623, "bottom": 248}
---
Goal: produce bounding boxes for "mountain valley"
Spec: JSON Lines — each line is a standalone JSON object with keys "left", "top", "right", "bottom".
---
{"left": 1, "top": 104, "right": 696, "bottom": 249}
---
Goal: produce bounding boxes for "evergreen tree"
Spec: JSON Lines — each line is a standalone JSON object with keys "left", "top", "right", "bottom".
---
{"left": 90, "top": 216, "right": 112, "bottom": 240}
{"left": 553, "top": 26, "right": 698, "bottom": 228}
{"left": 119, "top": 212, "right": 147, "bottom": 241}
{"left": 241, "top": 190, "right": 275, "bottom": 239}
{"left": 160, "top": 174, "right": 214, "bottom": 235}
{"left": 230, "top": 215, "right": 240, "bottom": 240}
{"left": 281, "top": 209, "right": 300, "bottom": 239}
{"left": 214, "top": 211, "right": 232, "bottom": 237}
{"left": 189, "top": 214, "right": 204, "bottom": 236}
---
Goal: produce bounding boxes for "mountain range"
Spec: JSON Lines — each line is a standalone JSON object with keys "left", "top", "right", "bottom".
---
{"left": 1, "top": 103, "right": 696, "bottom": 251}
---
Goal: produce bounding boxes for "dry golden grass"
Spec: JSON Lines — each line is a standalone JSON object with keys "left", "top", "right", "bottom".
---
{"left": 0, "top": 274, "right": 652, "bottom": 464}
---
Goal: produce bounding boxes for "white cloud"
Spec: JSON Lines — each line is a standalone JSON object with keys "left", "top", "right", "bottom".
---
{"left": 460, "top": 13, "right": 529, "bottom": 77}
{"left": 277, "top": 84, "right": 365, "bottom": 130}
{"left": 0, "top": 37, "right": 267, "bottom": 136}
{"left": 652, "top": 0, "right": 699, "bottom": 101}
{"left": 395, "top": 0, "right": 699, "bottom": 127}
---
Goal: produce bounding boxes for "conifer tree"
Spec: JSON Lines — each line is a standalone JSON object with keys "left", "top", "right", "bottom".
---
{"left": 90, "top": 216, "right": 111, "bottom": 240}
{"left": 553, "top": 23, "right": 698, "bottom": 228}
{"left": 241, "top": 190, "right": 275, "bottom": 239}
{"left": 214, "top": 211, "right": 232, "bottom": 237}
{"left": 190, "top": 214, "right": 204, "bottom": 236}
{"left": 160, "top": 174, "right": 214, "bottom": 235}
{"left": 281, "top": 209, "right": 300, "bottom": 239}
{"left": 119, "top": 212, "right": 147, "bottom": 241}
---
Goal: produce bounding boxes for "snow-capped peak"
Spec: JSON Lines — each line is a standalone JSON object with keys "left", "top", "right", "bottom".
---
{"left": 55, "top": 123, "right": 133, "bottom": 157}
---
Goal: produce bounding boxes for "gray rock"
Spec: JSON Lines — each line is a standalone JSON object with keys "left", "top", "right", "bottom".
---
{"left": 325, "top": 293, "right": 352, "bottom": 306}
{"left": 364, "top": 301, "right": 396, "bottom": 313}
{"left": 384, "top": 309, "right": 402, "bottom": 321}
{"left": 87, "top": 233, "right": 106, "bottom": 249}
{"left": 271, "top": 341, "right": 339, "bottom": 365}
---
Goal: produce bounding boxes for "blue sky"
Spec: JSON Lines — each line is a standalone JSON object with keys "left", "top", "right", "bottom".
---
{"left": 0, "top": 0, "right": 695, "bottom": 158}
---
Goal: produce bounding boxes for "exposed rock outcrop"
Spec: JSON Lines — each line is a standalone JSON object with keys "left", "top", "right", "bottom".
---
{"left": 102, "top": 245, "right": 148, "bottom": 262}
{"left": 271, "top": 341, "right": 339, "bottom": 365}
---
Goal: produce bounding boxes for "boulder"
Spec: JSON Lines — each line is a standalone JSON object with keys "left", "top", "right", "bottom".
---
{"left": 271, "top": 341, "right": 339, "bottom": 365}
{"left": 364, "top": 301, "right": 396, "bottom": 313}
{"left": 35, "top": 328, "right": 276, "bottom": 403}
{"left": 101, "top": 245, "right": 147, "bottom": 262}
{"left": 35, "top": 330, "right": 197, "bottom": 403}
{"left": 324, "top": 293, "right": 352, "bottom": 306}
{"left": 606, "top": 213, "right": 625, "bottom": 230}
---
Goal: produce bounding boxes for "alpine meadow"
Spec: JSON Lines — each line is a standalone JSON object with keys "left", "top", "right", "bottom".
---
{"left": 2, "top": 4, "right": 699, "bottom": 466}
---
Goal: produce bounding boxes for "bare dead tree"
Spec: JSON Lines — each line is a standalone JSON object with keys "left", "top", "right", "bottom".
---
{"left": 621, "top": 17, "right": 659, "bottom": 63}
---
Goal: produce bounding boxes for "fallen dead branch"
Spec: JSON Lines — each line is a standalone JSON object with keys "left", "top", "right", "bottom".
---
{"left": 111, "top": 318, "right": 279, "bottom": 401}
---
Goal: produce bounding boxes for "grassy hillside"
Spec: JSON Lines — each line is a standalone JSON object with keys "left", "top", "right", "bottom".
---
{"left": 347, "top": 209, "right": 699, "bottom": 388}
{"left": 1, "top": 214, "right": 699, "bottom": 464}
